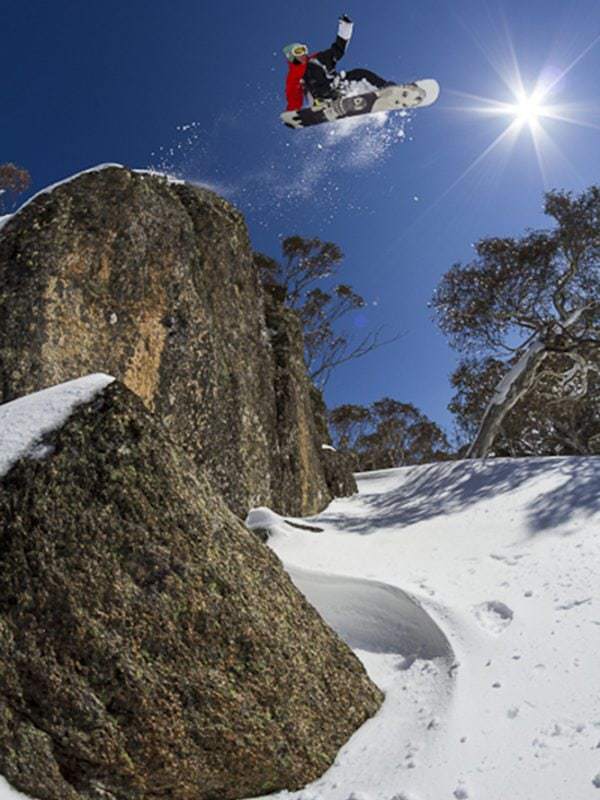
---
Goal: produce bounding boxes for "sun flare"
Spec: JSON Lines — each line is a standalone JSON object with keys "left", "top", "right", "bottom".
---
{"left": 470, "top": 84, "right": 553, "bottom": 131}
{"left": 443, "top": 28, "right": 600, "bottom": 193}
{"left": 511, "top": 92, "right": 545, "bottom": 126}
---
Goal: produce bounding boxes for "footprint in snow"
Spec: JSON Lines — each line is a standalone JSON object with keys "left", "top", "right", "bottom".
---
{"left": 454, "top": 786, "right": 469, "bottom": 799}
{"left": 490, "top": 552, "right": 526, "bottom": 566}
{"left": 474, "top": 600, "right": 514, "bottom": 634}
{"left": 555, "top": 597, "right": 592, "bottom": 611}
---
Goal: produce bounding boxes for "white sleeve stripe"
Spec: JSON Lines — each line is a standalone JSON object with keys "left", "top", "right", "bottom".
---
{"left": 338, "top": 19, "right": 354, "bottom": 40}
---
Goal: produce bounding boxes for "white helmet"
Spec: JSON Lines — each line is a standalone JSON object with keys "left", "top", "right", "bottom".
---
{"left": 283, "top": 42, "right": 309, "bottom": 61}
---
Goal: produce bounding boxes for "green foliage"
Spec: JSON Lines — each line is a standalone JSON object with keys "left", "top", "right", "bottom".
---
{"left": 328, "top": 403, "right": 371, "bottom": 451}
{"left": 255, "top": 236, "right": 343, "bottom": 307}
{"left": 433, "top": 185, "right": 600, "bottom": 456}
{"left": 448, "top": 357, "right": 502, "bottom": 443}
{"left": 329, "top": 398, "right": 450, "bottom": 470}
{"left": 450, "top": 354, "right": 600, "bottom": 456}
{"left": 432, "top": 186, "right": 600, "bottom": 355}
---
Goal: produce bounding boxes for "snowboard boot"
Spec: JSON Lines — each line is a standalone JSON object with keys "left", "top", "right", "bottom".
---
{"left": 311, "top": 85, "right": 343, "bottom": 111}
{"left": 311, "top": 94, "right": 340, "bottom": 111}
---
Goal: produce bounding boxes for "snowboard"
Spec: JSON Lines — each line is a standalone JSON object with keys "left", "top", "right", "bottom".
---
{"left": 281, "top": 79, "right": 440, "bottom": 129}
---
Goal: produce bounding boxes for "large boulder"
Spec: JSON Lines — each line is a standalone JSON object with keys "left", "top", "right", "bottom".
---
{"left": 0, "top": 378, "right": 383, "bottom": 800}
{"left": 0, "top": 166, "right": 333, "bottom": 518}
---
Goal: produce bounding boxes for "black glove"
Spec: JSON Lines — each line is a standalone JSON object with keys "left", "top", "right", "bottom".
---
{"left": 340, "top": 14, "right": 352, "bottom": 23}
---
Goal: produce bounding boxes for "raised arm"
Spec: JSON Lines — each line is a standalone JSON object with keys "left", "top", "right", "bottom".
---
{"left": 338, "top": 14, "right": 354, "bottom": 42}
{"left": 323, "top": 15, "right": 354, "bottom": 64}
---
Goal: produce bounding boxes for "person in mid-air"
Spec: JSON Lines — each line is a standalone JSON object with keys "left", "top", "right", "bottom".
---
{"left": 283, "top": 14, "right": 394, "bottom": 112}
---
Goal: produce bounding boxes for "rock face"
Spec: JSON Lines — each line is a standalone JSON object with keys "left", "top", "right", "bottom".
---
{"left": 320, "top": 446, "right": 359, "bottom": 498}
{"left": 0, "top": 166, "right": 341, "bottom": 517}
{"left": 264, "top": 285, "right": 333, "bottom": 515}
{"left": 0, "top": 380, "right": 383, "bottom": 800}
{"left": 310, "top": 384, "right": 358, "bottom": 499}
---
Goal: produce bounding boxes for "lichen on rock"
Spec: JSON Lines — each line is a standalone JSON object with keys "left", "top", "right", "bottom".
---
{"left": 0, "top": 380, "right": 382, "bottom": 800}
{"left": 0, "top": 166, "right": 348, "bottom": 518}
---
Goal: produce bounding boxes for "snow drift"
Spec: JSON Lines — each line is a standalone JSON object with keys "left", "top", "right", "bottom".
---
{"left": 254, "top": 457, "right": 600, "bottom": 800}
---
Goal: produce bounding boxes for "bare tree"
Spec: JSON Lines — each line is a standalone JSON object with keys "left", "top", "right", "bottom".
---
{"left": 256, "top": 236, "right": 400, "bottom": 386}
{"left": 0, "top": 163, "right": 31, "bottom": 211}
{"left": 433, "top": 186, "right": 600, "bottom": 458}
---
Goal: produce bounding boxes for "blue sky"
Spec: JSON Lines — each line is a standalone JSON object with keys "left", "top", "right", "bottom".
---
{"left": 3, "top": 1, "right": 599, "bottom": 434}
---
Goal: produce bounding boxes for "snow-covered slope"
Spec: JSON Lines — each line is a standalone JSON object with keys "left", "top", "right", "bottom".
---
{"left": 2, "top": 377, "right": 599, "bottom": 799}
{"left": 250, "top": 458, "right": 600, "bottom": 800}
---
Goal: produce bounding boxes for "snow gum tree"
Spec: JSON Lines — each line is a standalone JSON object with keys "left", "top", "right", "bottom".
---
{"left": 328, "top": 403, "right": 371, "bottom": 452}
{"left": 255, "top": 236, "right": 399, "bottom": 386}
{"left": 433, "top": 186, "right": 600, "bottom": 458}
{"left": 450, "top": 355, "right": 600, "bottom": 456}
{"left": 329, "top": 398, "right": 449, "bottom": 470}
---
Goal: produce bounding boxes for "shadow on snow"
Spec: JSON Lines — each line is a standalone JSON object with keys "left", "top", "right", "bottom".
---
{"left": 317, "top": 457, "right": 600, "bottom": 537}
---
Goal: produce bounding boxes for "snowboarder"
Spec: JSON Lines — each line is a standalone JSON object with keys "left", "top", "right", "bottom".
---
{"left": 283, "top": 14, "right": 394, "bottom": 112}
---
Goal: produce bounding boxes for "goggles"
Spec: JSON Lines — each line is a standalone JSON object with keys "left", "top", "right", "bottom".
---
{"left": 284, "top": 43, "right": 309, "bottom": 60}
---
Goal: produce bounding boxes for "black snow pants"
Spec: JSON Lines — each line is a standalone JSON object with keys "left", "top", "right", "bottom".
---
{"left": 341, "top": 68, "right": 390, "bottom": 89}
{"left": 304, "top": 37, "right": 392, "bottom": 102}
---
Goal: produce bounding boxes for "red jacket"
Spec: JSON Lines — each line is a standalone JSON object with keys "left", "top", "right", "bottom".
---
{"left": 285, "top": 59, "right": 308, "bottom": 111}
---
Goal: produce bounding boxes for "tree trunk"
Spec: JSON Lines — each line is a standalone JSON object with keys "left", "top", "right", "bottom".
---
{"left": 467, "top": 339, "right": 548, "bottom": 458}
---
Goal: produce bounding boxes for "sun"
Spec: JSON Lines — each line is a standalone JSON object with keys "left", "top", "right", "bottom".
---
{"left": 442, "top": 28, "right": 600, "bottom": 194}
{"left": 466, "top": 84, "right": 554, "bottom": 133}
{"left": 511, "top": 92, "right": 546, "bottom": 127}
{"left": 395, "top": 28, "right": 600, "bottom": 235}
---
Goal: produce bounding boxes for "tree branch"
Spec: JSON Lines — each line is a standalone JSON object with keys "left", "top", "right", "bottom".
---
{"left": 310, "top": 328, "right": 402, "bottom": 386}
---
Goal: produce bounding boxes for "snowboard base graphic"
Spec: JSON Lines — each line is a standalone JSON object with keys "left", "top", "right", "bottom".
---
{"left": 281, "top": 79, "right": 440, "bottom": 129}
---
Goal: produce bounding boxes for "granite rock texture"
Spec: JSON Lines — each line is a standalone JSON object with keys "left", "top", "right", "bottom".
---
{"left": 309, "top": 384, "right": 358, "bottom": 500}
{"left": 0, "top": 381, "right": 383, "bottom": 800}
{"left": 0, "top": 166, "right": 338, "bottom": 517}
